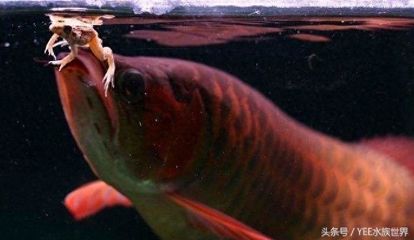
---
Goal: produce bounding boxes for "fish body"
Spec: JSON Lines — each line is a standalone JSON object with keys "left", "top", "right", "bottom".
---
{"left": 55, "top": 50, "right": 414, "bottom": 239}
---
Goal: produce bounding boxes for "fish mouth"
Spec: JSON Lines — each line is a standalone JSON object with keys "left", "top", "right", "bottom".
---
{"left": 54, "top": 50, "right": 118, "bottom": 176}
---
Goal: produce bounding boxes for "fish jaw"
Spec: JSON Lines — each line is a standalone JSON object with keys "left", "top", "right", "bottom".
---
{"left": 54, "top": 51, "right": 162, "bottom": 196}
{"left": 54, "top": 51, "right": 122, "bottom": 184}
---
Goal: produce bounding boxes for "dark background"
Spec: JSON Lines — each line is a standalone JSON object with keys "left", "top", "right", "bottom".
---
{"left": 1, "top": 14, "right": 414, "bottom": 239}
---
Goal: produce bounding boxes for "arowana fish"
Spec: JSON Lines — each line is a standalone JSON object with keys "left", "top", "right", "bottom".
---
{"left": 54, "top": 49, "right": 414, "bottom": 240}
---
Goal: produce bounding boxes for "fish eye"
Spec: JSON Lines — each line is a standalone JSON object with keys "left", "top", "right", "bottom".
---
{"left": 116, "top": 69, "right": 145, "bottom": 104}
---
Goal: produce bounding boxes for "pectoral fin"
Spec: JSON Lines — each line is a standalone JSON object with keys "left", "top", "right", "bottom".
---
{"left": 167, "top": 192, "right": 273, "bottom": 240}
{"left": 64, "top": 180, "right": 132, "bottom": 220}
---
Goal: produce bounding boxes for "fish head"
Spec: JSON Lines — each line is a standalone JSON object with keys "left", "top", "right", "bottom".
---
{"left": 55, "top": 50, "right": 205, "bottom": 190}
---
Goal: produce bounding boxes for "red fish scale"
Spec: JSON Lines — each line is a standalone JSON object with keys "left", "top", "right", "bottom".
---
{"left": 172, "top": 62, "right": 414, "bottom": 239}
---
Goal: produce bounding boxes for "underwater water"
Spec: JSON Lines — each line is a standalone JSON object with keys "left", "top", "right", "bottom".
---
{"left": 1, "top": 11, "right": 414, "bottom": 240}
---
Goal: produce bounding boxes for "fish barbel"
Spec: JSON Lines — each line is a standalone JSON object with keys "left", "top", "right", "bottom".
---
{"left": 55, "top": 50, "right": 414, "bottom": 239}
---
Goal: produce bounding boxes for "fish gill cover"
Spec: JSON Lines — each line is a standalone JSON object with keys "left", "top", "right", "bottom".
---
{"left": 1, "top": 0, "right": 414, "bottom": 15}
